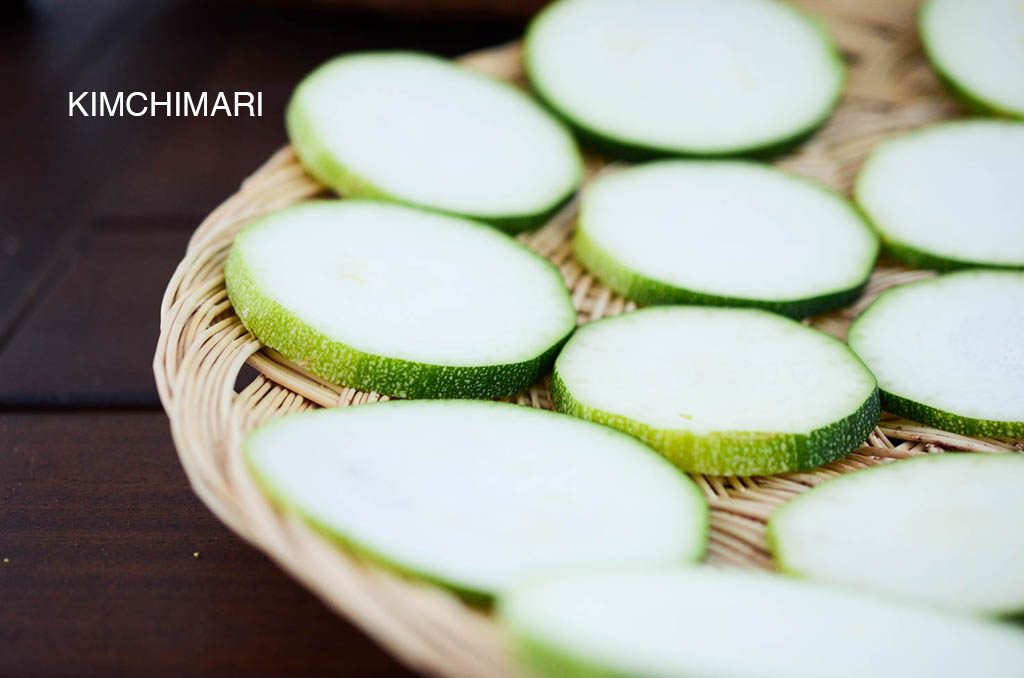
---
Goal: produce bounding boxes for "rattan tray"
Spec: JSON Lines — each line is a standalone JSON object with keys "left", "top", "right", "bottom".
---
{"left": 154, "top": 2, "right": 1023, "bottom": 675}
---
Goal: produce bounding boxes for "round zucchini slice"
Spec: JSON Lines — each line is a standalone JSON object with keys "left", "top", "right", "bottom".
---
{"left": 848, "top": 270, "right": 1024, "bottom": 437}
{"left": 769, "top": 453, "right": 1024, "bottom": 616}
{"left": 575, "top": 161, "right": 878, "bottom": 318}
{"left": 920, "top": 0, "right": 1024, "bottom": 118}
{"left": 855, "top": 120, "right": 1024, "bottom": 270}
{"left": 552, "top": 307, "right": 879, "bottom": 476}
{"left": 500, "top": 568, "right": 1024, "bottom": 677}
{"left": 244, "top": 400, "right": 708, "bottom": 600}
{"left": 225, "top": 201, "right": 576, "bottom": 399}
{"left": 287, "top": 52, "right": 583, "bottom": 232}
{"left": 524, "top": 0, "right": 845, "bottom": 158}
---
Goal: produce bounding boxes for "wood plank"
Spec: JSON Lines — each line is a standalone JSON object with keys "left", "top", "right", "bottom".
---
{"left": 0, "top": 0, "right": 215, "bottom": 344}
{"left": 0, "top": 412, "right": 417, "bottom": 676}
{"left": 0, "top": 221, "right": 193, "bottom": 406}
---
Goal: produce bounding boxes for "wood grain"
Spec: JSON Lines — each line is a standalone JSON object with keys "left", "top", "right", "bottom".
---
{"left": 0, "top": 412, "right": 416, "bottom": 676}
{"left": 0, "top": 223, "right": 191, "bottom": 406}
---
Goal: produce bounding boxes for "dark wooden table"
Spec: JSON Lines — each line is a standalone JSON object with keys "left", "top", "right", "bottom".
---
{"left": 0, "top": 2, "right": 524, "bottom": 674}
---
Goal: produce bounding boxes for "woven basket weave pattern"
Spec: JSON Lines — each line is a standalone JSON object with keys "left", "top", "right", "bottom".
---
{"left": 154, "top": 2, "right": 1022, "bottom": 675}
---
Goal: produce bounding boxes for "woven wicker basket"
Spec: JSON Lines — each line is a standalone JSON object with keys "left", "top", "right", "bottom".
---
{"left": 154, "top": 1, "right": 1023, "bottom": 675}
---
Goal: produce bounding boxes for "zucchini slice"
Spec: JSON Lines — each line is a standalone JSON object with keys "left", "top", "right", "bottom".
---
{"left": 244, "top": 400, "right": 708, "bottom": 600}
{"left": 287, "top": 52, "right": 583, "bottom": 232}
{"left": 524, "top": 0, "right": 845, "bottom": 158}
{"left": 552, "top": 307, "right": 879, "bottom": 476}
{"left": 500, "top": 568, "right": 1024, "bottom": 677}
{"left": 769, "top": 453, "right": 1024, "bottom": 616}
{"left": 225, "top": 201, "right": 576, "bottom": 399}
{"left": 575, "top": 161, "right": 878, "bottom": 317}
{"left": 855, "top": 120, "right": 1024, "bottom": 270}
{"left": 848, "top": 270, "right": 1024, "bottom": 437}
{"left": 920, "top": 0, "right": 1024, "bottom": 118}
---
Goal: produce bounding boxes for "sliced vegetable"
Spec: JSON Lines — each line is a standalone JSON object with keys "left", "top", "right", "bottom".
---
{"left": 287, "top": 51, "right": 583, "bottom": 231}
{"left": 770, "top": 453, "right": 1024, "bottom": 616}
{"left": 848, "top": 270, "right": 1024, "bottom": 437}
{"left": 920, "top": 0, "right": 1024, "bottom": 118}
{"left": 575, "top": 161, "right": 877, "bottom": 317}
{"left": 245, "top": 400, "right": 708, "bottom": 600}
{"left": 855, "top": 120, "right": 1024, "bottom": 270}
{"left": 500, "top": 568, "right": 1024, "bottom": 678}
{"left": 552, "top": 307, "right": 879, "bottom": 476}
{"left": 524, "top": 0, "right": 844, "bottom": 158}
{"left": 225, "top": 200, "right": 576, "bottom": 399}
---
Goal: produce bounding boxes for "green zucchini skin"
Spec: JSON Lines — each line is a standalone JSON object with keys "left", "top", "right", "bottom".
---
{"left": 877, "top": 387, "right": 1024, "bottom": 439}
{"left": 524, "top": 84, "right": 832, "bottom": 162}
{"left": 551, "top": 370, "right": 880, "bottom": 477}
{"left": 523, "top": 1, "right": 846, "bottom": 160}
{"left": 870, "top": 234, "right": 1024, "bottom": 273}
{"left": 572, "top": 227, "right": 871, "bottom": 320}
{"left": 926, "top": 64, "right": 1024, "bottom": 121}
{"left": 525, "top": 83, "right": 837, "bottom": 162}
{"left": 919, "top": 0, "right": 1024, "bottom": 121}
{"left": 286, "top": 52, "right": 583, "bottom": 234}
{"left": 225, "top": 219, "right": 576, "bottom": 400}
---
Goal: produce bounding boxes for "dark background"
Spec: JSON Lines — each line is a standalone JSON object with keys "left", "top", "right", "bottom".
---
{"left": 0, "top": 0, "right": 528, "bottom": 674}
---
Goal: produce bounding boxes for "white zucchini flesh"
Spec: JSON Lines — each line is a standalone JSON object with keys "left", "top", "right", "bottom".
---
{"left": 575, "top": 162, "right": 877, "bottom": 317}
{"left": 921, "top": 0, "right": 1024, "bottom": 118}
{"left": 552, "top": 307, "right": 879, "bottom": 475}
{"left": 225, "top": 201, "right": 577, "bottom": 399}
{"left": 848, "top": 270, "right": 1024, "bottom": 437}
{"left": 769, "top": 453, "right": 1024, "bottom": 616}
{"left": 244, "top": 400, "right": 708, "bottom": 599}
{"left": 500, "top": 568, "right": 1024, "bottom": 678}
{"left": 525, "top": 0, "right": 844, "bottom": 157}
{"left": 855, "top": 120, "right": 1024, "bottom": 270}
{"left": 286, "top": 52, "right": 582, "bottom": 230}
